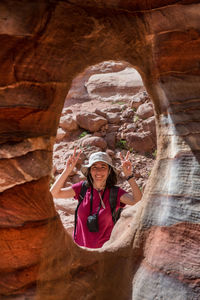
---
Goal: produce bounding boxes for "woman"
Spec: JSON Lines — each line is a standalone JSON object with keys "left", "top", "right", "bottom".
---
{"left": 50, "top": 148, "right": 142, "bottom": 248}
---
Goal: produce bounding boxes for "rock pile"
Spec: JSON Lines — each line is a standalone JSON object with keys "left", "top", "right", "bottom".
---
{"left": 53, "top": 90, "right": 156, "bottom": 181}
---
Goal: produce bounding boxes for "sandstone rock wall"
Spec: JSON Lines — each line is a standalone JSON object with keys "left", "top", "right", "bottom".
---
{"left": 0, "top": 1, "right": 200, "bottom": 299}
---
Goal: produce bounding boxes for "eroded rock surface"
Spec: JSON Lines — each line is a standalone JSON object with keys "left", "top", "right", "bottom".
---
{"left": 0, "top": 1, "right": 200, "bottom": 300}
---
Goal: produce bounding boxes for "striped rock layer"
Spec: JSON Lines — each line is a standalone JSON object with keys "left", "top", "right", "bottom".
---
{"left": 0, "top": 1, "right": 199, "bottom": 299}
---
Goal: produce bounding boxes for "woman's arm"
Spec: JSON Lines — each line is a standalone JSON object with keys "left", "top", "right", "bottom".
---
{"left": 50, "top": 169, "right": 76, "bottom": 199}
{"left": 119, "top": 151, "right": 142, "bottom": 205}
{"left": 50, "top": 148, "right": 81, "bottom": 199}
{"left": 120, "top": 177, "right": 142, "bottom": 205}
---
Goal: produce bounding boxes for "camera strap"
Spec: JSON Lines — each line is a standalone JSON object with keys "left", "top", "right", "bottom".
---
{"left": 90, "top": 187, "right": 106, "bottom": 215}
{"left": 98, "top": 191, "right": 106, "bottom": 209}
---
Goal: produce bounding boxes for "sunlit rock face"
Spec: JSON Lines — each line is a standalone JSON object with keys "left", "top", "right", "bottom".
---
{"left": 0, "top": 1, "right": 199, "bottom": 299}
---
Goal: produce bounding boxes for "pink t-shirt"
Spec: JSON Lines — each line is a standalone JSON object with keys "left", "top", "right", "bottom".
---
{"left": 72, "top": 181, "right": 126, "bottom": 249}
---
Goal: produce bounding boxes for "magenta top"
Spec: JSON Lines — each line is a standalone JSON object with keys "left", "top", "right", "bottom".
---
{"left": 72, "top": 181, "right": 126, "bottom": 248}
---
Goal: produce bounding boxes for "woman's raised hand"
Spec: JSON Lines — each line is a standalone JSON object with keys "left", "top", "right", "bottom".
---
{"left": 65, "top": 147, "right": 82, "bottom": 174}
{"left": 50, "top": 147, "right": 81, "bottom": 198}
{"left": 119, "top": 151, "right": 133, "bottom": 177}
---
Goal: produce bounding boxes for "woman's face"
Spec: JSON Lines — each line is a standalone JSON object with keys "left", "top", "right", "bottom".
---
{"left": 90, "top": 161, "right": 109, "bottom": 186}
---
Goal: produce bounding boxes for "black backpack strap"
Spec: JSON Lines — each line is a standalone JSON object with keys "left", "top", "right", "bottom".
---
{"left": 74, "top": 181, "right": 88, "bottom": 239}
{"left": 109, "top": 186, "right": 122, "bottom": 224}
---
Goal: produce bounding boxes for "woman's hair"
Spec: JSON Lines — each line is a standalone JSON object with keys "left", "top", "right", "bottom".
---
{"left": 86, "top": 166, "right": 117, "bottom": 188}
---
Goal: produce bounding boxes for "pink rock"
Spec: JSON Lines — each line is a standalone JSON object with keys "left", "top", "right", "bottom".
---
{"left": 61, "top": 108, "right": 73, "bottom": 115}
{"left": 76, "top": 112, "right": 107, "bottom": 132}
{"left": 136, "top": 102, "right": 154, "bottom": 120}
{"left": 85, "top": 67, "right": 143, "bottom": 102}
{"left": 95, "top": 105, "right": 121, "bottom": 118}
{"left": 95, "top": 108, "right": 107, "bottom": 118}
{"left": 64, "top": 150, "right": 85, "bottom": 166}
{"left": 129, "top": 91, "right": 149, "bottom": 109}
{"left": 60, "top": 115, "right": 79, "bottom": 132}
{"left": 107, "top": 124, "right": 120, "bottom": 133}
{"left": 55, "top": 128, "right": 67, "bottom": 142}
{"left": 106, "top": 149, "right": 115, "bottom": 157}
{"left": 71, "top": 172, "right": 86, "bottom": 183}
{"left": 104, "top": 133, "right": 116, "bottom": 150}
{"left": 93, "top": 132, "right": 103, "bottom": 137}
{"left": 122, "top": 108, "right": 135, "bottom": 119}
{"left": 142, "top": 116, "right": 156, "bottom": 137}
{"left": 126, "top": 131, "right": 156, "bottom": 153}
{"left": 81, "top": 136, "right": 107, "bottom": 150}
{"left": 101, "top": 106, "right": 122, "bottom": 113}
{"left": 106, "top": 112, "right": 121, "bottom": 124}
{"left": 125, "top": 123, "right": 137, "bottom": 132}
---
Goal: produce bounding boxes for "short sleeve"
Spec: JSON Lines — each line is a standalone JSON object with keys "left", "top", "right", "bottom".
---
{"left": 71, "top": 181, "right": 84, "bottom": 200}
{"left": 117, "top": 187, "right": 127, "bottom": 208}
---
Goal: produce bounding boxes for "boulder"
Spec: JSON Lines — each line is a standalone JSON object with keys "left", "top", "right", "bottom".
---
{"left": 104, "top": 132, "right": 116, "bottom": 150}
{"left": 126, "top": 131, "right": 156, "bottom": 153}
{"left": 125, "top": 123, "right": 137, "bottom": 132}
{"left": 85, "top": 67, "right": 143, "bottom": 102}
{"left": 107, "top": 124, "right": 121, "bottom": 133}
{"left": 136, "top": 102, "right": 154, "bottom": 120}
{"left": 64, "top": 61, "right": 132, "bottom": 105}
{"left": 76, "top": 112, "right": 107, "bottom": 132}
{"left": 142, "top": 116, "right": 156, "bottom": 137}
{"left": 106, "top": 112, "right": 121, "bottom": 124}
{"left": 60, "top": 114, "right": 79, "bottom": 132}
{"left": 122, "top": 108, "right": 135, "bottom": 119}
{"left": 95, "top": 106, "right": 122, "bottom": 118}
{"left": 129, "top": 91, "right": 149, "bottom": 109}
{"left": 55, "top": 128, "right": 67, "bottom": 142}
{"left": 71, "top": 172, "right": 86, "bottom": 183}
{"left": 81, "top": 136, "right": 107, "bottom": 150}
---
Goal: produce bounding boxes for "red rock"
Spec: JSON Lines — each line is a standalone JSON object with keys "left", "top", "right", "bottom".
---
{"left": 85, "top": 67, "right": 143, "bottom": 102}
{"left": 126, "top": 131, "right": 156, "bottom": 153}
{"left": 95, "top": 105, "right": 122, "bottom": 118}
{"left": 76, "top": 112, "right": 107, "bottom": 132}
{"left": 0, "top": 151, "right": 52, "bottom": 193}
{"left": 61, "top": 108, "right": 73, "bottom": 115}
{"left": 129, "top": 91, "right": 149, "bottom": 109}
{"left": 0, "top": 177, "right": 55, "bottom": 227}
{"left": 64, "top": 61, "right": 132, "bottom": 105}
{"left": 81, "top": 136, "right": 107, "bottom": 150}
{"left": 95, "top": 108, "right": 107, "bottom": 118}
{"left": 107, "top": 124, "right": 121, "bottom": 133}
{"left": 122, "top": 108, "right": 135, "bottom": 119}
{"left": 55, "top": 128, "right": 67, "bottom": 142}
{"left": 124, "top": 123, "right": 137, "bottom": 132}
{"left": 71, "top": 172, "right": 86, "bottom": 183}
{"left": 60, "top": 114, "right": 79, "bottom": 132}
{"left": 142, "top": 116, "right": 156, "bottom": 137}
{"left": 136, "top": 102, "right": 154, "bottom": 120}
{"left": 104, "top": 132, "right": 116, "bottom": 150}
{"left": 106, "top": 112, "right": 121, "bottom": 124}
{"left": 106, "top": 149, "right": 115, "bottom": 157}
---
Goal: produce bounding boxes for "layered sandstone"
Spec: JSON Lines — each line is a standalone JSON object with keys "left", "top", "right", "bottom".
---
{"left": 0, "top": 1, "right": 200, "bottom": 300}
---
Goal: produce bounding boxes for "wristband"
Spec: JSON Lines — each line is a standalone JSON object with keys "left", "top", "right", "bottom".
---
{"left": 126, "top": 174, "right": 134, "bottom": 181}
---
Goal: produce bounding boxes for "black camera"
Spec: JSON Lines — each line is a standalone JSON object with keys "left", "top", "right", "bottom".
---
{"left": 87, "top": 214, "right": 99, "bottom": 232}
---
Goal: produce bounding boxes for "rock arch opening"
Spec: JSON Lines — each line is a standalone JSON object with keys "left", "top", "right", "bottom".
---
{"left": 52, "top": 60, "right": 157, "bottom": 239}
